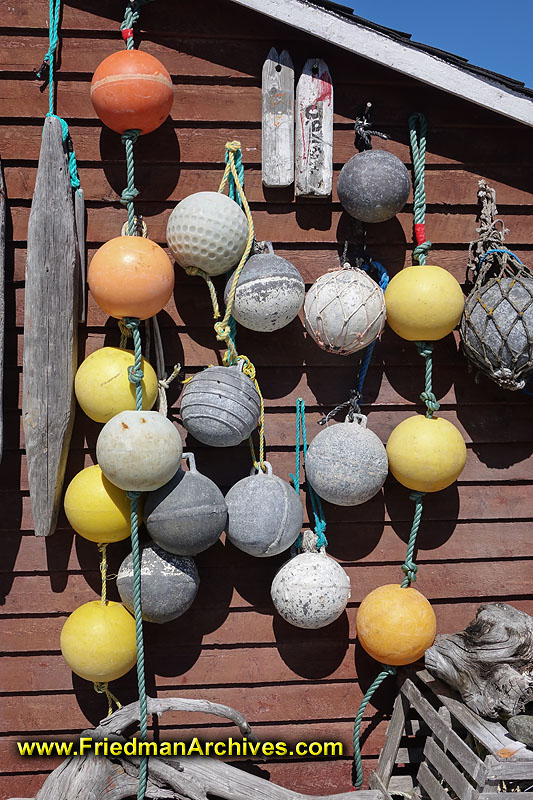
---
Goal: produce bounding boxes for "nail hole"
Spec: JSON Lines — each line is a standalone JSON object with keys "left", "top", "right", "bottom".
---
{"left": 275, "top": 64, "right": 282, "bottom": 72}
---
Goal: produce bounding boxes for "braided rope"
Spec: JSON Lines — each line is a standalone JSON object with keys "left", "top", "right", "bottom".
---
{"left": 98, "top": 543, "right": 108, "bottom": 605}
{"left": 408, "top": 113, "right": 431, "bottom": 265}
{"left": 352, "top": 665, "right": 397, "bottom": 788}
{"left": 290, "top": 398, "right": 327, "bottom": 553}
{"left": 94, "top": 681, "right": 123, "bottom": 717}
{"left": 121, "top": 131, "right": 141, "bottom": 235}
{"left": 416, "top": 342, "right": 440, "bottom": 417}
{"left": 120, "top": 0, "right": 154, "bottom": 48}
{"left": 401, "top": 491, "right": 425, "bottom": 586}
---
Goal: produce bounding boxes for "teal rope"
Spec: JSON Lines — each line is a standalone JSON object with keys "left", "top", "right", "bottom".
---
{"left": 290, "top": 398, "right": 327, "bottom": 551}
{"left": 416, "top": 342, "right": 440, "bottom": 418}
{"left": 121, "top": 131, "right": 141, "bottom": 236}
{"left": 120, "top": 0, "right": 154, "bottom": 48}
{"left": 400, "top": 491, "right": 425, "bottom": 586}
{"left": 222, "top": 146, "right": 244, "bottom": 360}
{"left": 353, "top": 665, "right": 397, "bottom": 789}
{"left": 408, "top": 113, "right": 431, "bottom": 266}
{"left": 124, "top": 318, "right": 144, "bottom": 408}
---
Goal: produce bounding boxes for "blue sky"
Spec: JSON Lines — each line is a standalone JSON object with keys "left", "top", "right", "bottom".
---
{"left": 341, "top": 1, "right": 533, "bottom": 87}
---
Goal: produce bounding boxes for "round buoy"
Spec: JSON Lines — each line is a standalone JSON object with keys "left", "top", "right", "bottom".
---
{"left": 337, "top": 150, "right": 411, "bottom": 224}
{"left": 305, "top": 415, "right": 388, "bottom": 506}
{"left": 386, "top": 414, "right": 466, "bottom": 493}
{"left": 90, "top": 50, "right": 173, "bottom": 135}
{"left": 88, "top": 236, "right": 174, "bottom": 320}
{"left": 117, "top": 543, "right": 200, "bottom": 624}
{"left": 225, "top": 462, "right": 303, "bottom": 557}
{"left": 64, "top": 464, "right": 137, "bottom": 543}
{"left": 145, "top": 452, "right": 227, "bottom": 555}
{"left": 166, "top": 192, "right": 248, "bottom": 276}
{"left": 180, "top": 364, "right": 261, "bottom": 447}
{"left": 271, "top": 549, "right": 351, "bottom": 629}
{"left": 60, "top": 600, "right": 137, "bottom": 682}
{"left": 75, "top": 347, "right": 158, "bottom": 423}
{"left": 304, "top": 268, "right": 386, "bottom": 355}
{"left": 356, "top": 584, "right": 436, "bottom": 665}
{"left": 96, "top": 410, "right": 182, "bottom": 491}
{"left": 385, "top": 265, "right": 464, "bottom": 341}
{"left": 224, "top": 247, "right": 305, "bottom": 332}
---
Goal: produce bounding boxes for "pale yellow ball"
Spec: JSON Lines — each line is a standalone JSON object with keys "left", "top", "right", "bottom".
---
{"left": 357, "top": 584, "right": 436, "bottom": 665}
{"left": 75, "top": 347, "right": 158, "bottom": 423}
{"left": 60, "top": 601, "right": 137, "bottom": 682}
{"left": 386, "top": 414, "right": 466, "bottom": 492}
{"left": 385, "top": 265, "right": 464, "bottom": 341}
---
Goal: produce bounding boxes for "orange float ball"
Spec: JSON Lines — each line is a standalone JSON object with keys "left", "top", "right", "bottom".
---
{"left": 90, "top": 50, "right": 173, "bottom": 135}
{"left": 88, "top": 236, "right": 174, "bottom": 320}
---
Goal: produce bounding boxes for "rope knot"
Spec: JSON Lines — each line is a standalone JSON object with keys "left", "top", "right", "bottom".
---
{"left": 121, "top": 186, "right": 140, "bottom": 204}
{"left": 238, "top": 355, "right": 256, "bottom": 381}
{"left": 401, "top": 561, "right": 418, "bottom": 582}
{"left": 214, "top": 320, "right": 232, "bottom": 341}
{"left": 420, "top": 390, "right": 440, "bottom": 413}
{"left": 225, "top": 140, "right": 241, "bottom": 153}
{"left": 126, "top": 490, "right": 141, "bottom": 501}
{"left": 409, "top": 490, "right": 426, "bottom": 503}
{"left": 121, "top": 129, "right": 141, "bottom": 145}
{"left": 127, "top": 363, "right": 144, "bottom": 385}
{"left": 413, "top": 240, "right": 432, "bottom": 265}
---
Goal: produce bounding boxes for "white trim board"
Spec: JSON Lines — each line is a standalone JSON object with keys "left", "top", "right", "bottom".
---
{"left": 230, "top": 0, "right": 533, "bottom": 127}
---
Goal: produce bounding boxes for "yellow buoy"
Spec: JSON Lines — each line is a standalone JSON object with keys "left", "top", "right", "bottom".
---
{"left": 357, "top": 584, "right": 436, "bottom": 665}
{"left": 75, "top": 347, "right": 158, "bottom": 423}
{"left": 385, "top": 265, "right": 464, "bottom": 341}
{"left": 60, "top": 600, "right": 137, "bottom": 682}
{"left": 64, "top": 464, "right": 140, "bottom": 543}
{"left": 386, "top": 414, "right": 466, "bottom": 493}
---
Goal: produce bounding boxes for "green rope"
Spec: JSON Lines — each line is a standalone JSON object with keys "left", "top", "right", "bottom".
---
{"left": 416, "top": 342, "right": 440, "bottom": 417}
{"left": 120, "top": 0, "right": 154, "bottom": 48}
{"left": 408, "top": 112, "right": 431, "bottom": 266}
{"left": 400, "top": 491, "right": 425, "bottom": 586}
{"left": 353, "top": 665, "right": 397, "bottom": 788}
{"left": 289, "top": 398, "right": 327, "bottom": 552}
{"left": 121, "top": 131, "right": 141, "bottom": 236}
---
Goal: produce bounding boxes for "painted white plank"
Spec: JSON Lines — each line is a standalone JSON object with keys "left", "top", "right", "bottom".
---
{"left": 295, "top": 58, "right": 333, "bottom": 198}
{"left": 262, "top": 48, "right": 294, "bottom": 187}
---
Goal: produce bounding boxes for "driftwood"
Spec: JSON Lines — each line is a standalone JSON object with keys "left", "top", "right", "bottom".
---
{"left": 262, "top": 47, "right": 294, "bottom": 187}
{"left": 425, "top": 602, "right": 533, "bottom": 719}
{"left": 7, "top": 696, "right": 374, "bottom": 800}
{"left": 22, "top": 115, "right": 78, "bottom": 537}
{"left": 0, "top": 155, "right": 5, "bottom": 464}
{"left": 74, "top": 187, "right": 86, "bottom": 323}
{"left": 295, "top": 58, "right": 333, "bottom": 198}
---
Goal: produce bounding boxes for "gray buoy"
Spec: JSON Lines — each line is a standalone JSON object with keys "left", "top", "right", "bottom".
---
{"left": 117, "top": 543, "right": 200, "bottom": 624}
{"left": 224, "top": 244, "right": 305, "bottom": 332}
{"left": 145, "top": 452, "right": 227, "bottom": 556}
{"left": 305, "top": 415, "right": 388, "bottom": 506}
{"left": 180, "top": 364, "right": 261, "bottom": 447}
{"left": 225, "top": 462, "right": 303, "bottom": 557}
{"left": 461, "top": 275, "right": 533, "bottom": 390}
{"left": 337, "top": 150, "right": 410, "bottom": 224}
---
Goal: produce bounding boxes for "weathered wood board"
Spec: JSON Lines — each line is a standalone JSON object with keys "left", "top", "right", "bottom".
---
{"left": 295, "top": 58, "right": 333, "bottom": 197}
{"left": 262, "top": 47, "right": 294, "bottom": 187}
{"left": 0, "top": 156, "right": 5, "bottom": 464}
{"left": 74, "top": 187, "right": 86, "bottom": 323}
{"left": 22, "top": 115, "right": 78, "bottom": 537}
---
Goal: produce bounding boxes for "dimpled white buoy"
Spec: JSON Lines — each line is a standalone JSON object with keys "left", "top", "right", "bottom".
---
{"left": 96, "top": 410, "right": 183, "bottom": 491}
{"left": 166, "top": 191, "right": 248, "bottom": 276}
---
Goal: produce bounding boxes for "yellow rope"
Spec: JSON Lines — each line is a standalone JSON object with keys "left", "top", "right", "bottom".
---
{"left": 98, "top": 543, "right": 108, "bottom": 605}
{"left": 183, "top": 266, "right": 221, "bottom": 318}
{"left": 93, "top": 681, "right": 122, "bottom": 717}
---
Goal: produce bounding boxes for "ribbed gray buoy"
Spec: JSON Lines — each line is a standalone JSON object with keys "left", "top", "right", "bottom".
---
{"left": 180, "top": 364, "right": 261, "bottom": 447}
{"left": 225, "top": 462, "right": 303, "bottom": 557}
{"left": 145, "top": 452, "right": 227, "bottom": 556}
{"left": 224, "top": 244, "right": 305, "bottom": 332}
{"left": 305, "top": 415, "right": 388, "bottom": 506}
{"left": 117, "top": 542, "right": 200, "bottom": 624}
{"left": 337, "top": 150, "right": 410, "bottom": 223}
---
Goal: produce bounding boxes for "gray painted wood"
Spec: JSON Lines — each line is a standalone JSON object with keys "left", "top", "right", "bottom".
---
{"left": 484, "top": 756, "right": 533, "bottom": 781}
{"left": 424, "top": 737, "right": 476, "bottom": 800}
{"left": 373, "top": 688, "right": 409, "bottom": 787}
{"left": 22, "top": 116, "right": 78, "bottom": 537}
{"left": 74, "top": 187, "right": 86, "bottom": 323}
{"left": 0, "top": 157, "right": 5, "bottom": 465}
{"left": 295, "top": 58, "right": 333, "bottom": 197}
{"left": 417, "top": 762, "right": 449, "bottom": 800}
{"left": 262, "top": 47, "right": 294, "bottom": 187}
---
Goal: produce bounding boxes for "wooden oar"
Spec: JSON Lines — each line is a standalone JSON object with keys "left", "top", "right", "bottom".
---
{"left": 0, "top": 157, "right": 5, "bottom": 465}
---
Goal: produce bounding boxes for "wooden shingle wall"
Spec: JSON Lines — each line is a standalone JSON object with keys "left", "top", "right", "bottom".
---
{"left": 1, "top": 0, "right": 532, "bottom": 796}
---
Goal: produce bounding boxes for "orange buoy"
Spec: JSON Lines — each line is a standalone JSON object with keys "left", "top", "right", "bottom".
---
{"left": 88, "top": 236, "right": 174, "bottom": 319}
{"left": 90, "top": 50, "right": 173, "bottom": 135}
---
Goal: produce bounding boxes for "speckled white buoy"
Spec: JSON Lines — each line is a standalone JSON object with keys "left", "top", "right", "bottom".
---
{"left": 305, "top": 415, "right": 388, "bottom": 506}
{"left": 271, "top": 546, "right": 351, "bottom": 629}
{"left": 96, "top": 410, "right": 182, "bottom": 491}
{"left": 180, "top": 364, "right": 261, "bottom": 447}
{"left": 225, "top": 462, "right": 303, "bottom": 557}
{"left": 117, "top": 542, "right": 199, "bottom": 624}
{"left": 304, "top": 268, "right": 386, "bottom": 355}
{"left": 337, "top": 150, "right": 411, "bottom": 224}
{"left": 145, "top": 452, "right": 227, "bottom": 555}
{"left": 224, "top": 244, "right": 305, "bottom": 332}
{"left": 166, "top": 191, "right": 248, "bottom": 276}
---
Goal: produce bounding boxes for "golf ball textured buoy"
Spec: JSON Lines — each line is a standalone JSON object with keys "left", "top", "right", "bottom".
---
{"left": 271, "top": 551, "right": 351, "bottom": 629}
{"left": 305, "top": 415, "right": 388, "bottom": 506}
{"left": 385, "top": 265, "right": 464, "bottom": 341}
{"left": 96, "top": 410, "right": 183, "bottom": 491}
{"left": 180, "top": 365, "right": 261, "bottom": 447}
{"left": 145, "top": 452, "right": 227, "bottom": 555}
{"left": 117, "top": 543, "right": 200, "bottom": 624}
{"left": 90, "top": 50, "right": 173, "bottom": 135}
{"left": 224, "top": 249, "right": 305, "bottom": 332}
{"left": 356, "top": 584, "right": 437, "bottom": 665}
{"left": 304, "top": 269, "right": 386, "bottom": 355}
{"left": 60, "top": 600, "right": 137, "bottom": 682}
{"left": 166, "top": 192, "right": 248, "bottom": 276}
{"left": 75, "top": 347, "right": 158, "bottom": 423}
{"left": 337, "top": 150, "right": 411, "bottom": 224}
{"left": 88, "top": 236, "right": 174, "bottom": 320}
{"left": 225, "top": 463, "right": 303, "bottom": 557}
{"left": 64, "top": 465, "right": 136, "bottom": 543}
{"left": 386, "top": 414, "right": 466, "bottom": 493}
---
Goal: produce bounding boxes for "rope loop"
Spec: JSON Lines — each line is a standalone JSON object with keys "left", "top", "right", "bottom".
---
{"left": 291, "top": 398, "right": 327, "bottom": 554}
{"left": 94, "top": 681, "right": 123, "bottom": 717}
{"left": 413, "top": 239, "right": 432, "bottom": 266}
{"left": 416, "top": 341, "right": 440, "bottom": 418}
{"left": 354, "top": 102, "right": 389, "bottom": 152}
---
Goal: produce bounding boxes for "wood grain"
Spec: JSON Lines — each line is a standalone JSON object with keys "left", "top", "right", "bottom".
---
{"left": 262, "top": 48, "right": 294, "bottom": 187}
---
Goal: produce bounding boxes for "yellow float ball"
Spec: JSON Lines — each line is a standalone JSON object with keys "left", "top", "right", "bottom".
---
{"left": 75, "top": 347, "right": 158, "bottom": 423}
{"left": 64, "top": 465, "right": 140, "bottom": 543}
{"left": 60, "top": 600, "right": 137, "bottom": 682}
{"left": 357, "top": 584, "right": 436, "bottom": 665}
{"left": 387, "top": 414, "right": 466, "bottom": 493}
{"left": 385, "top": 265, "right": 464, "bottom": 341}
